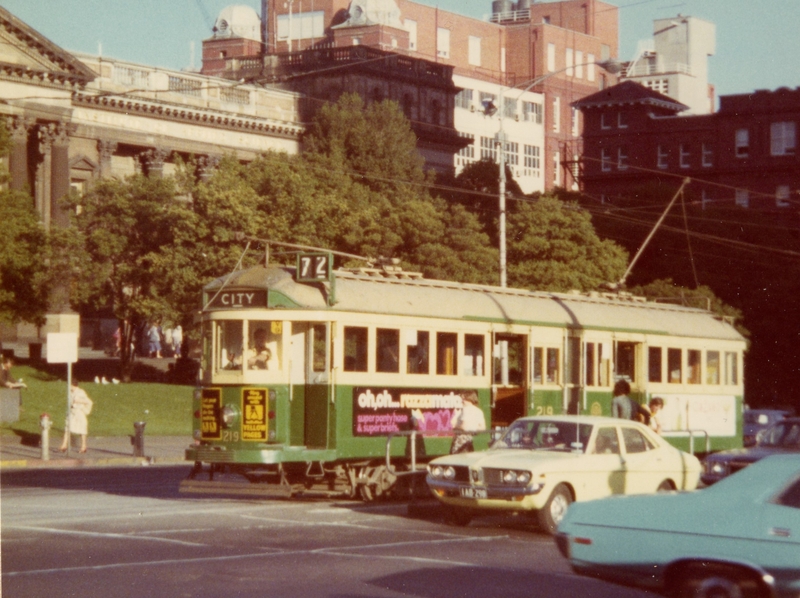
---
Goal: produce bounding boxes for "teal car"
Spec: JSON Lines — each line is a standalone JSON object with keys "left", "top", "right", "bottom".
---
{"left": 556, "top": 454, "right": 800, "bottom": 598}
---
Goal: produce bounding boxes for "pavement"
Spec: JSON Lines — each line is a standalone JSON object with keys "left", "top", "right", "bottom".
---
{"left": 0, "top": 433, "right": 192, "bottom": 470}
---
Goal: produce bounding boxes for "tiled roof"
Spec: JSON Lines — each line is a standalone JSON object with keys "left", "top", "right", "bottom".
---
{"left": 572, "top": 80, "right": 687, "bottom": 112}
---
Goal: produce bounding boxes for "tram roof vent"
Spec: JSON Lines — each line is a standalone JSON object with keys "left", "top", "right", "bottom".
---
{"left": 342, "top": 266, "right": 424, "bottom": 280}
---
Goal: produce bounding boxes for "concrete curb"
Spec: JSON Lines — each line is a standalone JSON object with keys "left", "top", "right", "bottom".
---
{"left": 0, "top": 456, "right": 188, "bottom": 470}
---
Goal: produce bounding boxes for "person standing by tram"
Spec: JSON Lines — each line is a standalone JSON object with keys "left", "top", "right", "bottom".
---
{"left": 450, "top": 390, "right": 486, "bottom": 454}
{"left": 612, "top": 380, "right": 635, "bottom": 420}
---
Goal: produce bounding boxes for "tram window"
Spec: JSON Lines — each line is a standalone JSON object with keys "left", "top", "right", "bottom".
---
{"left": 437, "top": 332, "right": 458, "bottom": 376}
{"left": 216, "top": 320, "right": 244, "bottom": 370}
{"left": 376, "top": 328, "right": 400, "bottom": 373}
{"left": 546, "top": 348, "right": 560, "bottom": 384}
{"left": 706, "top": 350, "right": 720, "bottom": 385}
{"left": 344, "top": 327, "right": 368, "bottom": 372}
{"left": 312, "top": 324, "right": 327, "bottom": 372}
{"left": 668, "top": 348, "right": 682, "bottom": 383}
{"left": 725, "top": 351, "right": 738, "bottom": 385}
{"left": 406, "top": 331, "right": 430, "bottom": 374}
{"left": 687, "top": 350, "right": 701, "bottom": 384}
{"left": 533, "top": 348, "right": 543, "bottom": 384}
{"left": 464, "top": 334, "right": 485, "bottom": 376}
{"left": 247, "top": 320, "right": 281, "bottom": 370}
{"left": 616, "top": 342, "right": 637, "bottom": 383}
{"left": 586, "top": 343, "right": 596, "bottom": 386}
{"left": 649, "top": 347, "right": 663, "bottom": 383}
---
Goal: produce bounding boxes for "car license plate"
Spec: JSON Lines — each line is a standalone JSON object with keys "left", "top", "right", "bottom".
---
{"left": 460, "top": 487, "right": 487, "bottom": 499}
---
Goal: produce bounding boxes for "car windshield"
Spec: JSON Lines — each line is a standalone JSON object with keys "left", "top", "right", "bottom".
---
{"left": 494, "top": 420, "right": 593, "bottom": 453}
{"left": 759, "top": 421, "right": 800, "bottom": 448}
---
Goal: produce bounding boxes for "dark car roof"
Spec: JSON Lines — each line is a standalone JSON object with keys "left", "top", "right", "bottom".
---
{"left": 709, "top": 417, "right": 800, "bottom": 463}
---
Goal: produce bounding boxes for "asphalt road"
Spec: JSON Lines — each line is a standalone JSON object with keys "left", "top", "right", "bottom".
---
{"left": 1, "top": 466, "right": 656, "bottom": 598}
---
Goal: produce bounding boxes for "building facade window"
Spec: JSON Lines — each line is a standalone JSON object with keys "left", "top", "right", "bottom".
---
{"left": 735, "top": 128, "right": 749, "bottom": 157}
{"left": 547, "top": 43, "right": 556, "bottom": 72}
{"left": 503, "top": 97, "right": 517, "bottom": 119}
{"left": 601, "top": 148, "right": 611, "bottom": 172}
{"left": 575, "top": 50, "right": 584, "bottom": 78}
{"left": 480, "top": 136, "right": 497, "bottom": 161}
{"left": 617, "top": 147, "right": 629, "bottom": 170}
{"left": 405, "top": 19, "right": 417, "bottom": 50}
{"left": 566, "top": 48, "right": 574, "bottom": 76}
{"left": 553, "top": 151, "right": 561, "bottom": 186}
{"left": 587, "top": 53, "right": 596, "bottom": 81}
{"left": 657, "top": 145, "right": 669, "bottom": 169}
{"left": 522, "top": 101, "right": 543, "bottom": 124}
{"left": 468, "top": 36, "right": 481, "bottom": 66}
{"left": 601, "top": 112, "right": 611, "bottom": 129}
{"left": 776, "top": 185, "right": 791, "bottom": 208}
{"left": 523, "top": 144, "right": 541, "bottom": 177}
{"left": 617, "top": 112, "right": 628, "bottom": 128}
{"left": 735, "top": 188, "right": 749, "bottom": 208}
{"left": 771, "top": 121, "right": 796, "bottom": 156}
{"left": 552, "top": 96, "right": 560, "bottom": 132}
{"left": 437, "top": 27, "right": 450, "bottom": 58}
{"left": 571, "top": 107, "right": 579, "bottom": 137}
{"left": 277, "top": 11, "right": 324, "bottom": 41}
{"left": 455, "top": 88, "right": 473, "bottom": 110}
{"left": 702, "top": 143, "right": 713, "bottom": 167}
{"left": 680, "top": 144, "right": 690, "bottom": 168}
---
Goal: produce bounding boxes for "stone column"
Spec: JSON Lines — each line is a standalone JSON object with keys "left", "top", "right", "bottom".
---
{"left": 97, "top": 139, "right": 118, "bottom": 178}
{"left": 198, "top": 154, "right": 221, "bottom": 183}
{"left": 141, "top": 147, "right": 170, "bottom": 178}
{"left": 49, "top": 122, "right": 75, "bottom": 228}
{"left": 7, "top": 116, "right": 34, "bottom": 193}
{"left": 36, "top": 124, "right": 54, "bottom": 227}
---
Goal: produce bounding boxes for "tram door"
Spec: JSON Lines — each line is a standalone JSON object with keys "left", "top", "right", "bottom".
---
{"left": 492, "top": 333, "right": 528, "bottom": 426}
{"left": 565, "top": 334, "right": 582, "bottom": 415}
{"left": 290, "top": 322, "right": 331, "bottom": 449}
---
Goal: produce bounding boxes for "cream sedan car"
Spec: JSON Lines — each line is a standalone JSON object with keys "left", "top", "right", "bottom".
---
{"left": 426, "top": 415, "right": 701, "bottom": 534}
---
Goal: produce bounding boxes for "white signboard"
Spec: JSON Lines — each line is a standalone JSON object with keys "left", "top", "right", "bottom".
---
{"left": 659, "top": 393, "right": 737, "bottom": 437}
{"left": 46, "top": 332, "right": 79, "bottom": 364}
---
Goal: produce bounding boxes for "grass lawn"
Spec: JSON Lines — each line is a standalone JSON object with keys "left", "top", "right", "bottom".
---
{"left": 1, "top": 364, "right": 193, "bottom": 437}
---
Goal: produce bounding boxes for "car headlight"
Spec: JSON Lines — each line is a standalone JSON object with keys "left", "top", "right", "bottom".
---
{"left": 503, "top": 470, "right": 517, "bottom": 483}
{"left": 429, "top": 465, "right": 443, "bottom": 478}
{"left": 517, "top": 471, "right": 532, "bottom": 485}
{"left": 221, "top": 404, "right": 238, "bottom": 428}
{"left": 443, "top": 466, "right": 456, "bottom": 480}
{"left": 708, "top": 461, "right": 728, "bottom": 475}
{"left": 502, "top": 470, "right": 533, "bottom": 485}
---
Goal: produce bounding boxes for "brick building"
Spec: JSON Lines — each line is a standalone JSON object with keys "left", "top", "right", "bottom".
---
{"left": 574, "top": 81, "right": 800, "bottom": 210}
{"left": 202, "top": 0, "right": 620, "bottom": 191}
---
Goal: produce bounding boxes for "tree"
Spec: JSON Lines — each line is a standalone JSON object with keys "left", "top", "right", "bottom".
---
{"left": 0, "top": 121, "right": 51, "bottom": 327}
{"left": 506, "top": 196, "right": 629, "bottom": 292}
{"left": 65, "top": 175, "right": 197, "bottom": 379}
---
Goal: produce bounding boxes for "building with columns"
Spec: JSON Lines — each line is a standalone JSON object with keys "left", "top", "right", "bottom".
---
{"left": 201, "top": 0, "right": 620, "bottom": 193}
{"left": 0, "top": 6, "right": 303, "bottom": 340}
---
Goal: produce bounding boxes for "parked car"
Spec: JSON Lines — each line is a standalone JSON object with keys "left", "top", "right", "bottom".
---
{"left": 703, "top": 417, "right": 800, "bottom": 485}
{"left": 425, "top": 415, "right": 701, "bottom": 534}
{"left": 744, "top": 408, "right": 791, "bottom": 447}
{"left": 556, "top": 454, "right": 800, "bottom": 598}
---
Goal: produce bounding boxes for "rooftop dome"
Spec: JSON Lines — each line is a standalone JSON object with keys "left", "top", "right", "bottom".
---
{"left": 213, "top": 5, "right": 261, "bottom": 41}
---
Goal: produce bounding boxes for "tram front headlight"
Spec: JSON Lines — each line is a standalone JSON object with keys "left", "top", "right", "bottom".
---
{"left": 221, "top": 404, "right": 238, "bottom": 428}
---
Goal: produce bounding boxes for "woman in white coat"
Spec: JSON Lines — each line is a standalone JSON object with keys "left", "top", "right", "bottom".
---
{"left": 60, "top": 379, "right": 93, "bottom": 453}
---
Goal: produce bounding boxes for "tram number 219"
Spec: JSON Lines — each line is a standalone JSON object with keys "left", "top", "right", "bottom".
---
{"left": 297, "top": 253, "right": 331, "bottom": 282}
{"left": 534, "top": 406, "right": 554, "bottom": 416}
{"left": 222, "top": 430, "right": 240, "bottom": 442}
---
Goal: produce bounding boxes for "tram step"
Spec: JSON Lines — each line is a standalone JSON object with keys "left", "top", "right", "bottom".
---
{"left": 179, "top": 478, "right": 294, "bottom": 498}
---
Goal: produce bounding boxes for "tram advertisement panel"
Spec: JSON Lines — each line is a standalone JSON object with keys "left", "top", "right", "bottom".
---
{"left": 353, "top": 387, "right": 465, "bottom": 437}
{"left": 200, "top": 388, "right": 222, "bottom": 440}
{"left": 241, "top": 389, "right": 268, "bottom": 441}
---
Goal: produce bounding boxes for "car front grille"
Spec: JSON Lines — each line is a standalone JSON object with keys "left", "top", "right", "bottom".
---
{"left": 452, "top": 466, "right": 470, "bottom": 483}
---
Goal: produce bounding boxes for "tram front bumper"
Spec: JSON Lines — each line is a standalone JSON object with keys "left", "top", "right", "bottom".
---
{"left": 185, "top": 445, "right": 337, "bottom": 465}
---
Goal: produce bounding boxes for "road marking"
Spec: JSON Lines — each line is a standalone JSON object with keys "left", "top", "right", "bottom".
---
{"left": 3, "top": 535, "right": 503, "bottom": 577}
{"left": 6, "top": 525, "right": 207, "bottom": 547}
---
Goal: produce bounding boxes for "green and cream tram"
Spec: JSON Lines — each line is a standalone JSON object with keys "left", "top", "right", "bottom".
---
{"left": 184, "top": 254, "right": 746, "bottom": 499}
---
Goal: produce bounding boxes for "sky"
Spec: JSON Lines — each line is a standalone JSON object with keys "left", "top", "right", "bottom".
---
{"left": 2, "top": 0, "right": 798, "bottom": 98}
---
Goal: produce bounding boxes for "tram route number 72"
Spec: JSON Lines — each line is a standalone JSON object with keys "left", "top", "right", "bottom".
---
{"left": 297, "top": 252, "right": 331, "bottom": 282}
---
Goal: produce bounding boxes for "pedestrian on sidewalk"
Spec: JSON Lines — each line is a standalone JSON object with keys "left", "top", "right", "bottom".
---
{"left": 1, "top": 356, "right": 27, "bottom": 389}
{"left": 60, "top": 378, "right": 93, "bottom": 453}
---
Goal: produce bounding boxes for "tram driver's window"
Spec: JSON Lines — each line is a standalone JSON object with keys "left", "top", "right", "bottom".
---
{"left": 616, "top": 342, "right": 637, "bottom": 383}
{"left": 312, "top": 324, "right": 327, "bottom": 372}
{"left": 406, "top": 331, "right": 429, "bottom": 374}
{"left": 376, "top": 328, "right": 400, "bottom": 373}
{"left": 706, "top": 350, "right": 720, "bottom": 385}
{"left": 668, "top": 348, "right": 682, "bottom": 383}
{"left": 247, "top": 320, "right": 281, "bottom": 370}
{"left": 687, "top": 349, "right": 701, "bottom": 384}
{"left": 344, "top": 326, "right": 368, "bottom": 372}
{"left": 546, "top": 348, "right": 560, "bottom": 384}
{"left": 725, "top": 351, "right": 738, "bottom": 385}
{"left": 464, "top": 334, "right": 485, "bottom": 376}
{"left": 533, "top": 347, "right": 543, "bottom": 384}
{"left": 648, "top": 347, "right": 662, "bottom": 382}
{"left": 437, "top": 332, "right": 458, "bottom": 376}
{"left": 217, "top": 320, "right": 244, "bottom": 371}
